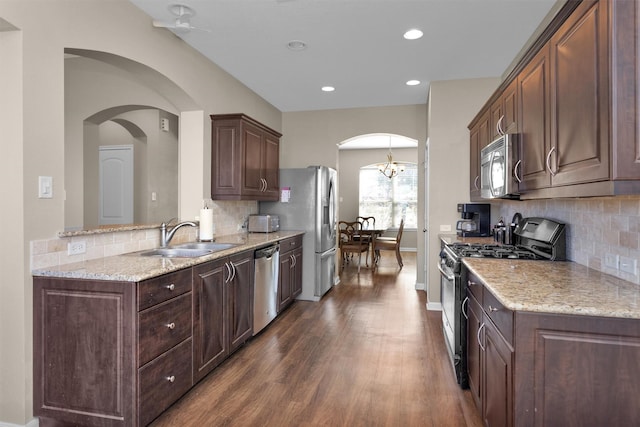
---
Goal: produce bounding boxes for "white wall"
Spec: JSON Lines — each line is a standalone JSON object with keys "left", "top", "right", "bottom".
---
{"left": 0, "top": 0, "right": 280, "bottom": 424}
{"left": 425, "top": 78, "right": 499, "bottom": 308}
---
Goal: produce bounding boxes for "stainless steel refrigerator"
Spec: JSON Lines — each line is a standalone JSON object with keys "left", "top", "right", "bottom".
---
{"left": 259, "top": 166, "right": 337, "bottom": 301}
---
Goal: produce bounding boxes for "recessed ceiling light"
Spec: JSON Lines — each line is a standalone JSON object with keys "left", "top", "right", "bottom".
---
{"left": 287, "top": 40, "right": 307, "bottom": 51}
{"left": 404, "top": 29, "right": 423, "bottom": 40}
{"left": 321, "top": 86, "right": 335, "bottom": 92}
{"left": 406, "top": 80, "right": 421, "bottom": 86}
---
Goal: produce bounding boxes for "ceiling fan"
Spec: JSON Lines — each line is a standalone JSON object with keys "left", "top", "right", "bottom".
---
{"left": 152, "top": 4, "right": 210, "bottom": 33}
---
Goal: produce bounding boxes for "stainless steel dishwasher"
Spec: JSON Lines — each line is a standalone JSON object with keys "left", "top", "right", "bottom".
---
{"left": 253, "top": 244, "right": 279, "bottom": 335}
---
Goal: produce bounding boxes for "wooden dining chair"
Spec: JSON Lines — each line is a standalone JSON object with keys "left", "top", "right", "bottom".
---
{"left": 338, "top": 220, "right": 370, "bottom": 272}
{"left": 373, "top": 218, "right": 405, "bottom": 268}
{"left": 356, "top": 216, "right": 376, "bottom": 231}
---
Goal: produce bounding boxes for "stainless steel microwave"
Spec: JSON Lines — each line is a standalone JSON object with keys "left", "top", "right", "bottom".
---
{"left": 480, "top": 134, "right": 521, "bottom": 199}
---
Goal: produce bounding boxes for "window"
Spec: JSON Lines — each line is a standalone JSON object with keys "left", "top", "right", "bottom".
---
{"left": 359, "top": 163, "right": 417, "bottom": 229}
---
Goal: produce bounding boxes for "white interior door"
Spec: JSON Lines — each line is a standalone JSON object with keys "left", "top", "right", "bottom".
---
{"left": 99, "top": 145, "right": 133, "bottom": 225}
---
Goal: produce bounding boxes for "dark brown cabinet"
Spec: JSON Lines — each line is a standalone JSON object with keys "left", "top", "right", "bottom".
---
{"left": 515, "top": 312, "right": 640, "bottom": 426}
{"left": 33, "top": 269, "right": 194, "bottom": 427}
{"left": 490, "top": 78, "right": 518, "bottom": 140}
{"left": 193, "top": 250, "right": 254, "bottom": 383}
{"left": 211, "top": 114, "right": 281, "bottom": 201}
{"left": 278, "top": 235, "right": 303, "bottom": 312}
{"left": 518, "top": 44, "right": 551, "bottom": 192}
{"left": 548, "top": 0, "right": 609, "bottom": 188}
{"left": 469, "top": 0, "right": 640, "bottom": 199}
{"left": 469, "top": 109, "right": 490, "bottom": 201}
{"left": 466, "top": 272, "right": 514, "bottom": 427}
{"left": 467, "top": 268, "right": 640, "bottom": 426}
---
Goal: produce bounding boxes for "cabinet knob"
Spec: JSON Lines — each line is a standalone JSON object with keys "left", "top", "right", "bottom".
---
{"left": 165, "top": 284, "right": 175, "bottom": 291}
{"left": 166, "top": 322, "right": 176, "bottom": 330}
{"left": 488, "top": 305, "right": 498, "bottom": 312}
{"left": 166, "top": 375, "right": 176, "bottom": 383}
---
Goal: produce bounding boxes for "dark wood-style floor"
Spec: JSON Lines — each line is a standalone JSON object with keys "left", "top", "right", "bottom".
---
{"left": 151, "top": 252, "right": 482, "bottom": 427}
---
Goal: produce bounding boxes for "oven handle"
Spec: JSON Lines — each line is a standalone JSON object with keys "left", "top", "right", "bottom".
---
{"left": 437, "top": 264, "right": 455, "bottom": 282}
{"left": 461, "top": 296, "right": 469, "bottom": 320}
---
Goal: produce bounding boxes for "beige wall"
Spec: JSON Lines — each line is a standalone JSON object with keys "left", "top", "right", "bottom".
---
{"left": 426, "top": 78, "right": 500, "bottom": 308}
{"left": 282, "top": 105, "right": 428, "bottom": 287}
{"left": 0, "top": 0, "right": 280, "bottom": 424}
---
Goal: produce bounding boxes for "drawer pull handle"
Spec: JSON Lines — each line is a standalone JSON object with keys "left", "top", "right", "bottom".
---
{"left": 488, "top": 305, "right": 498, "bottom": 312}
{"left": 166, "top": 322, "right": 176, "bottom": 330}
{"left": 166, "top": 375, "right": 176, "bottom": 383}
{"left": 165, "top": 284, "right": 175, "bottom": 291}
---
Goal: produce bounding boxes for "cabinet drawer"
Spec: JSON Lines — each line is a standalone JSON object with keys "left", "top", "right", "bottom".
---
{"left": 138, "top": 269, "right": 192, "bottom": 311}
{"left": 466, "top": 270, "right": 483, "bottom": 305}
{"left": 139, "top": 338, "right": 193, "bottom": 427}
{"left": 139, "top": 293, "right": 192, "bottom": 366}
{"left": 483, "top": 288, "right": 513, "bottom": 345}
{"left": 280, "top": 235, "right": 302, "bottom": 254}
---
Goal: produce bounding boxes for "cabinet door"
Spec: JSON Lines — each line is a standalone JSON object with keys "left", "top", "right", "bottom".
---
{"left": 278, "top": 251, "right": 293, "bottom": 312}
{"left": 502, "top": 79, "right": 518, "bottom": 134}
{"left": 211, "top": 121, "right": 243, "bottom": 198}
{"left": 466, "top": 294, "right": 483, "bottom": 409}
{"left": 549, "top": 0, "right": 609, "bottom": 187}
{"left": 193, "top": 259, "right": 227, "bottom": 382}
{"left": 262, "top": 132, "right": 280, "bottom": 200}
{"left": 518, "top": 44, "right": 551, "bottom": 191}
{"left": 490, "top": 98, "right": 504, "bottom": 140}
{"left": 469, "top": 110, "right": 490, "bottom": 201}
{"left": 242, "top": 122, "right": 265, "bottom": 196}
{"left": 33, "top": 278, "right": 136, "bottom": 426}
{"left": 291, "top": 247, "right": 303, "bottom": 299}
{"left": 228, "top": 252, "right": 254, "bottom": 353}
{"left": 483, "top": 318, "right": 514, "bottom": 427}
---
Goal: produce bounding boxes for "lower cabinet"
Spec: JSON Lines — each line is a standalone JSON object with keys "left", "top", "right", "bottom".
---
{"left": 33, "top": 249, "right": 255, "bottom": 427}
{"left": 278, "top": 235, "right": 303, "bottom": 312}
{"left": 467, "top": 269, "right": 640, "bottom": 427}
{"left": 193, "top": 250, "right": 254, "bottom": 383}
{"left": 33, "top": 269, "right": 194, "bottom": 427}
{"left": 466, "top": 290, "right": 514, "bottom": 427}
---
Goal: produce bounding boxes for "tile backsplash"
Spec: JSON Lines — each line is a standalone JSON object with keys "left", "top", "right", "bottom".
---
{"left": 31, "top": 200, "right": 257, "bottom": 270}
{"left": 497, "top": 195, "right": 640, "bottom": 284}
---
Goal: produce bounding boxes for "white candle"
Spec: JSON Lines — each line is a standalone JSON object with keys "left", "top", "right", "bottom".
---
{"left": 199, "top": 208, "right": 214, "bottom": 241}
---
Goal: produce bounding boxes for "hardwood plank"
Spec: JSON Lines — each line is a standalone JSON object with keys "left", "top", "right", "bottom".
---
{"left": 150, "top": 253, "right": 482, "bottom": 427}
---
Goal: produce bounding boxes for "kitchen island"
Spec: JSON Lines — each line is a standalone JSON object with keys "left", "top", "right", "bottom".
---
{"left": 463, "top": 257, "right": 640, "bottom": 426}
{"left": 32, "top": 230, "right": 304, "bottom": 427}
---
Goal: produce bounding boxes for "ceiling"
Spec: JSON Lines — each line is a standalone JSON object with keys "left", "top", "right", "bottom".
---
{"left": 128, "top": 0, "right": 560, "bottom": 113}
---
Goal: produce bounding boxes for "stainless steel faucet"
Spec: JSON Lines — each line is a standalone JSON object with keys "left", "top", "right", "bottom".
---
{"left": 160, "top": 219, "right": 197, "bottom": 247}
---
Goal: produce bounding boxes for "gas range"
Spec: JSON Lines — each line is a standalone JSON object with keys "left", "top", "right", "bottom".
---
{"left": 439, "top": 217, "right": 566, "bottom": 389}
{"left": 444, "top": 242, "right": 547, "bottom": 261}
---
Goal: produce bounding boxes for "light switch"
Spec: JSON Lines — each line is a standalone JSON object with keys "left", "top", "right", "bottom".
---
{"left": 38, "top": 176, "right": 53, "bottom": 199}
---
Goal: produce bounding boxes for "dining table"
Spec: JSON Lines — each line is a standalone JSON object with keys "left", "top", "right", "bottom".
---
{"left": 355, "top": 227, "right": 386, "bottom": 265}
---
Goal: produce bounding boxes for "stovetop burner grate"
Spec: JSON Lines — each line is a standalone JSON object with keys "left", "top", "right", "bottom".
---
{"left": 446, "top": 243, "right": 544, "bottom": 260}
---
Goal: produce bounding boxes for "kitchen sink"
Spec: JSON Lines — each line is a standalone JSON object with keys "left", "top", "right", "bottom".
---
{"left": 138, "top": 248, "right": 213, "bottom": 258}
{"left": 173, "top": 242, "right": 239, "bottom": 251}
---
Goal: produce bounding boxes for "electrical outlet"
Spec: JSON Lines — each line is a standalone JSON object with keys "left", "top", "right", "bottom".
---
{"left": 604, "top": 253, "right": 619, "bottom": 269}
{"left": 619, "top": 256, "right": 637, "bottom": 275}
{"left": 440, "top": 225, "right": 452, "bottom": 232}
{"left": 67, "top": 241, "right": 86, "bottom": 255}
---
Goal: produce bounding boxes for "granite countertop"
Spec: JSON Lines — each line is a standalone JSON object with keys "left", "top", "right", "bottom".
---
{"left": 463, "top": 258, "right": 640, "bottom": 320}
{"left": 32, "top": 231, "right": 304, "bottom": 283}
{"left": 439, "top": 233, "right": 495, "bottom": 245}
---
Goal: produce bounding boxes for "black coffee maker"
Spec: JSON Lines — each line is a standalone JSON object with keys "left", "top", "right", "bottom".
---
{"left": 456, "top": 203, "right": 491, "bottom": 237}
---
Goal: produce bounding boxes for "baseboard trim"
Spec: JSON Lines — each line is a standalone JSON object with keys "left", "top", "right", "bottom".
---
{"left": 426, "top": 301, "right": 442, "bottom": 311}
{"left": 0, "top": 418, "right": 38, "bottom": 427}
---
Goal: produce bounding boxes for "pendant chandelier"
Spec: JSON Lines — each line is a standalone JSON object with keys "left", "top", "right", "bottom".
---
{"left": 377, "top": 137, "right": 406, "bottom": 179}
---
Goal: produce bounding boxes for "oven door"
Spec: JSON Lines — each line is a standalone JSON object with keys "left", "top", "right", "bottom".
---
{"left": 438, "top": 261, "right": 456, "bottom": 363}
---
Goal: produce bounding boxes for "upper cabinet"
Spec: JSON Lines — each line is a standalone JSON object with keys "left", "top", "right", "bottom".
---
{"left": 469, "top": 110, "right": 491, "bottom": 201}
{"left": 469, "top": 0, "right": 640, "bottom": 200}
{"left": 211, "top": 114, "right": 281, "bottom": 201}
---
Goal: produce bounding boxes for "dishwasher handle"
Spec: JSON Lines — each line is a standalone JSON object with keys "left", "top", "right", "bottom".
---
{"left": 255, "top": 244, "right": 279, "bottom": 259}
